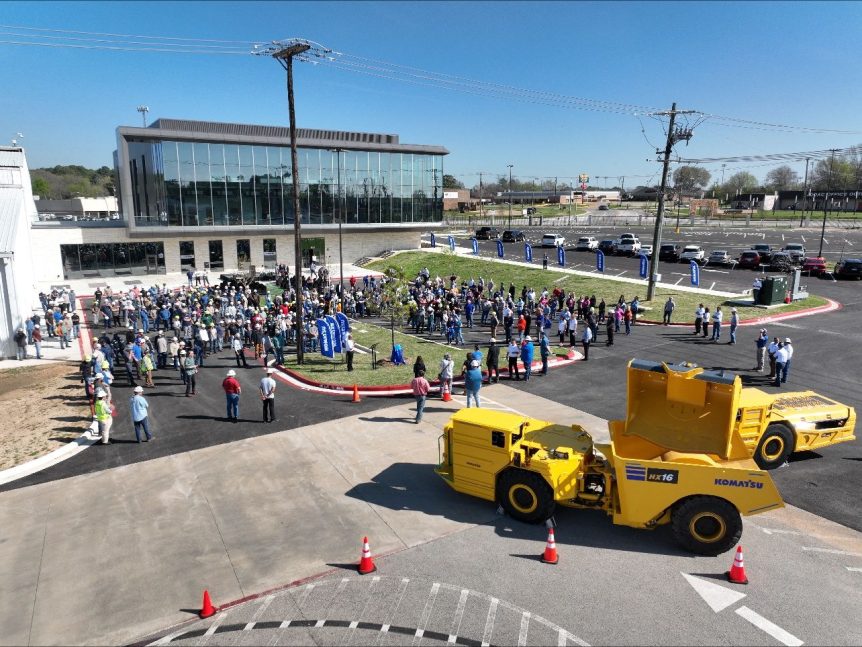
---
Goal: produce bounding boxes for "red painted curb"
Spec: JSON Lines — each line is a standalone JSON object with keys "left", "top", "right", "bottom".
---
{"left": 636, "top": 298, "right": 841, "bottom": 327}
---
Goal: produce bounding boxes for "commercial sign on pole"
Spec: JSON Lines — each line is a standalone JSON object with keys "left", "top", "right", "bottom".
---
{"left": 335, "top": 312, "right": 350, "bottom": 337}
{"left": 596, "top": 249, "right": 605, "bottom": 272}
{"left": 557, "top": 245, "right": 566, "bottom": 266}
{"left": 448, "top": 235, "right": 455, "bottom": 251}
{"left": 496, "top": 240, "right": 504, "bottom": 258}
{"left": 690, "top": 260, "right": 700, "bottom": 286}
{"left": 471, "top": 238, "right": 479, "bottom": 255}
{"left": 639, "top": 254, "right": 648, "bottom": 278}
{"left": 317, "top": 318, "right": 334, "bottom": 358}
{"left": 525, "top": 243, "right": 533, "bottom": 263}
{"left": 325, "top": 315, "right": 342, "bottom": 353}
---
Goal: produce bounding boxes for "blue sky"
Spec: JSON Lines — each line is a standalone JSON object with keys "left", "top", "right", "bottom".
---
{"left": 2, "top": 1, "right": 861, "bottom": 189}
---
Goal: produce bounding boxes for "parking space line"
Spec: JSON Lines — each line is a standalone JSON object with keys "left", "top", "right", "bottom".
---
{"left": 447, "top": 589, "right": 469, "bottom": 644}
{"left": 847, "top": 567, "right": 862, "bottom": 573}
{"left": 341, "top": 576, "right": 380, "bottom": 646}
{"left": 412, "top": 582, "right": 440, "bottom": 644}
{"left": 295, "top": 583, "right": 315, "bottom": 609}
{"left": 802, "top": 547, "right": 862, "bottom": 557}
{"left": 518, "top": 611, "right": 531, "bottom": 646}
{"left": 244, "top": 594, "right": 275, "bottom": 630}
{"left": 481, "top": 597, "right": 498, "bottom": 647}
{"left": 375, "top": 578, "right": 409, "bottom": 645}
{"left": 735, "top": 606, "right": 803, "bottom": 647}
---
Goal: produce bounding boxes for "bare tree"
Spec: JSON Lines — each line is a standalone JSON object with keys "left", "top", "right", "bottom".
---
{"left": 764, "top": 165, "right": 801, "bottom": 190}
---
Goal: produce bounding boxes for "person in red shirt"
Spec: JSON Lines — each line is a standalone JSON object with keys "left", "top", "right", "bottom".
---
{"left": 410, "top": 369, "right": 430, "bottom": 424}
{"left": 222, "top": 369, "right": 242, "bottom": 422}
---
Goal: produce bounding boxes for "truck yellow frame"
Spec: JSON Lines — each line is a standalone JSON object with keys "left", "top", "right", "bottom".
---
{"left": 436, "top": 359, "right": 787, "bottom": 555}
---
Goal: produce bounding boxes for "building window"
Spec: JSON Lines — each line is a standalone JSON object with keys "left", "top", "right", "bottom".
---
{"left": 209, "top": 240, "right": 224, "bottom": 271}
{"left": 60, "top": 242, "right": 165, "bottom": 279}
{"left": 236, "top": 239, "right": 251, "bottom": 269}
{"left": 263, "top": 238, "right": 277, "bottom": 268}
{"left": 179, "top": 241, "right": 195, "bottom": 271}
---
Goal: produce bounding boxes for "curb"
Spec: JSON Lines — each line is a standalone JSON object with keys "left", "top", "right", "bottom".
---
{"left": 0, "top": 421, "right": 100, "bottom": 487}
{"left": 635, "top": 298, "right": 841, "bottom": 327}
{"left": 273, "top": 348, "right": 579, "bottom": 397}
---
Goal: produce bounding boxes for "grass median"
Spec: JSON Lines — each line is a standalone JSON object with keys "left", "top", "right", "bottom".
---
{"left": 366, "top": 250, "right": 829, "bottom": 323}
{"left": 280, "top": 320, "right": 570, "bottom": 387}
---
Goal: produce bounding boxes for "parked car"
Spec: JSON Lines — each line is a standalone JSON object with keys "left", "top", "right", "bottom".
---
{"left": 659, "top": 243, "right": 682, "bottom": 261}
{"left": 598, "top": 239, "right": 617, "bottom": 255}
{"left": 769, "top": 252, "right": 795, "bottom": 272}
{"left": 750, "top": 244, "right": 773, "bottom": 263}
{"left": 737, "top": 250, "right": 762, "bottom": 269}
{"left": 598, "top": 203, "right": 610, "bottom": 211}
{"left": 541, "top": 233, "right": 566, "bottom": 248}
{"left": 475, "top": 227, "right": 500, "bottom": 240}
{"left": 616, "top": 233, "right": 641, "bottom": 255}
{"left": 679, "top": 245, "right": 706, "bottom": 263}
{"left": 639, "top": 244, "right": 653, "bottom": 258}
{"left": 835, "top": 258, "right": 862, "bottom": 279}
{"left": 707, "top": 250, "right": 732, "bottom": 265}
{"left": 802, "top": 256, "right": 827, "bottom": 276}
{"left": 782, "top": 243, "right": 806, "bottom": 263}
{"left": 502, "top": 229, "right": 526, "bottom": 242}
{"left": 575, "top": 236, "right": 599, "bottom": 251}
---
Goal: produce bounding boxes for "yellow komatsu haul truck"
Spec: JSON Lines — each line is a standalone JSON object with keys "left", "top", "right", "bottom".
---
{"left": 437, "top": 359, "right": 789, "bottom": 555}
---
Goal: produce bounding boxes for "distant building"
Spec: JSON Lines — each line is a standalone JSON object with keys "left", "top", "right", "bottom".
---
{"left": 35, "top": 197, "right": 118, "bottom": 221}
{"left": 0, "top": 147, "right": 38, "bottom": 358}
{"left": 777, "top": 189, "right": 861, "bottom": 212}
{"left": 729, "top": 193, "right": 777, "bottom": 211}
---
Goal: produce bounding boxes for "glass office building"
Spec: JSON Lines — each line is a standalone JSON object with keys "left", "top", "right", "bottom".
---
{"left": 118, "top": 119, "right": 448, "bottom": 229}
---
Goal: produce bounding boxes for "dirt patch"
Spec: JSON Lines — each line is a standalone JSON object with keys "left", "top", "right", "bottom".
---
{"left": 0, "top": 361, "right": 89, "bottom": 471}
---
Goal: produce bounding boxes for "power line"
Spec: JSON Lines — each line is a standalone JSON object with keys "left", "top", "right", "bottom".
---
{"left": 678, "top": 145, "right": 860, "bottom": 164}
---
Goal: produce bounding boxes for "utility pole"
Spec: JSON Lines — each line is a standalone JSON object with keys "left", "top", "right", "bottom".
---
{"left": 800, "top": 157, "right": 810, "bottom": 228}
{"left": 256, "top": 39, "right": 313, "bottom": 364}
{"left": 818, "top": 149, "right": 838, "bottom": 257}
{"left": 329, "top": 147, "right": 346, "bottom": 294}
{"left": 136, "top": 105, "right": 149, "bottom": 127}
{"left": 646, "top": 103, "right": 695, "bottom": 301}
{"left": 618, "top": 176, "right": 626, "bottom": 206}
{"left": 479, "top": 172, "right": 484, "bottom": 222}
{"left": 507, "top": 164, "right": 514, "bottom": 229}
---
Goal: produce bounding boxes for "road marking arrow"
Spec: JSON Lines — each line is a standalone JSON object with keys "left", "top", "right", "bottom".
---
{"left": 736, "top": 606, "right": 803, "bottom": 646}
{"left": 681, "top": 573, "right": 746, "bottom": 613}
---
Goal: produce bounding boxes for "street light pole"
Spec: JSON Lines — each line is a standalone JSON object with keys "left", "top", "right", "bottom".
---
{"left": 507, "top": 164, "right": 513, "bottom": 229}
{"left": 136, "top": 105, "right": 149, "bottom": 127}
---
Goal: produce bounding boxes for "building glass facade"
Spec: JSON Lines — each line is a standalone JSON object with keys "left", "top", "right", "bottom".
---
{"left": 60, "top": 242, "right": 166, "bottom": 279}
{"left": 126, "top": 140, "right": 443, "bottom": 227}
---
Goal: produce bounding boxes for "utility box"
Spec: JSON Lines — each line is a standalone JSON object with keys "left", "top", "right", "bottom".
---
{"left": 759, "top": 276, "right": 788, "bottom": 305}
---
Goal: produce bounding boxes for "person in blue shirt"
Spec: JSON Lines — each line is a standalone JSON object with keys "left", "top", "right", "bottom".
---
{"left": 540, "top": 333, "right": 551, "bottom": 375}
{"left": 129, "top": 386, "right": 153, "bottom": 442}
{"left": 520, "top": 336, "right": 535, "bottom": 381}
{"left": 464, "top": 354, "right": 483, "bottom": 408}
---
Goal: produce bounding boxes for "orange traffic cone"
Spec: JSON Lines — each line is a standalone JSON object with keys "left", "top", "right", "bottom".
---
{"left": 358, "top": 536, "right": 377, "bottom": 574}
{"left": 726, "top": 545, "right": 749, "bottom": 584}
{"left": 441, "top": 385, "right": 452, "bottom": 402}
{"left": 541, "top": 528, "right": 559, "bottom": 564}
{"left": 352, "top": 384, "right": 361, "bottom": 403}
{"left": 199, "top": 589, "right": 217, "bottom": 618}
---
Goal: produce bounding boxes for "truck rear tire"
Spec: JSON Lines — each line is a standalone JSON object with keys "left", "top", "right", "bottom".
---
{"left": 497, "top": 469, "right": 556, "bottom": 524}
{"left": 671, "top": 496, "right": 742, "bottom": 556}
{"left": 754, "top": 423, "right": 794, "bottom": 470}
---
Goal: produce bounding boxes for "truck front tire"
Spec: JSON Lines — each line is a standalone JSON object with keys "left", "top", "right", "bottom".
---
{"left": 671, "top": 496, "right": 742, "bottom": 556}
{"left": 754, "top": 423, "right": 794, "bottom": 470}
{"left": 497, "top": 469, "right": 556, "bottom": 523}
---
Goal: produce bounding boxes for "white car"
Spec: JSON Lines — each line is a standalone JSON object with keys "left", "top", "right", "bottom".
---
{"left": 707, "top": 250, "right": 731, "bottom": 265}
{"left": 541, "top": 233, "right": 566, "bottom": 248}
{"left": 639, "top": 244, "right": 653, "bottom": 258}
{"left": 575, "top": 236, "right": 599, "bottom": 251}
{"left": 680, "top": 245, "right": 706, "bottom": 263}
{"left": 616, "top": 234, "right": 641, "bottom": 255}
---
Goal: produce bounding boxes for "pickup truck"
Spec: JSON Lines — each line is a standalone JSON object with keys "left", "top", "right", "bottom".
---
{"left": 616, "top": 234, "right": 641, "bottom": 255}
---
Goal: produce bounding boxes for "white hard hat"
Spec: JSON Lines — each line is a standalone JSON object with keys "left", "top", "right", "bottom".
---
{"left": 226, "top": 369, "right": 236, "bottom": 377}
{"left": 134, "top": 386, "right": 144, "bottom": 393}
{"left": 785, "top": 338, "right": 791, "bottom": 344}
{"left": 95, "top": 389, "right": 107, "bottom": 398}
{"left": 266, "top": 368, "right": 275, "bottom": 374}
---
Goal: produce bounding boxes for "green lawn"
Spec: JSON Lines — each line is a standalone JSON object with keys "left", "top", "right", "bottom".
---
{"left": 366, "top": 251, "right": 829, "bottom": 324}
{"left": 280, "top": 319, "right": 570, "bottom": 386}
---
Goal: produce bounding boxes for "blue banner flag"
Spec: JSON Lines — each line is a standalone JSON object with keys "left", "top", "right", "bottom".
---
{"left": 557, "top": 245, "right": 566, "bottom": 266}
{"left": 430, "top": 232, "right": 436, "bottom": 248}
{"left": 596, "top": 250, "right": 605, "bottom": 272}
{"left": 496, "top": 240, "right": 504, "bottom": 258}
{"left": 525, "top": 243, "right": 533, "bottom": 263}
{"left": 448, "top": 235, "right": 455, "bottom": 251}
{"left": 317, "top": 318, "right": 334, "bottom": 358}
{"left": 690, "top": 260, "right": 700, "bottom": 286}
{"left": 639, "top": 253, "right": 648, "bottom": 278}
{"left": 335, "top": 312, "right": 350, "bottom": 337}
{"left": 471, "top": 238, "right": 479, "bottom": 255}
{"left": 325, "top": 315, "right": 342, "bottom": 353}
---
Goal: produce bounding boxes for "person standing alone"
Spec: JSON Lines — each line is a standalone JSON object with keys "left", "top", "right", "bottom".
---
{"left": 259, "top": 367, "right": 277, "bottom": 423}
{"left": 755, "top": 328, "right": 769, "bottom": 372}
{"left": 223, "top": 369, "right": 242, "bottom": 421}
{"left": 345, "top": 333, "right": 355, "bottom": 371}
{"left": 411, "top": 369, "right": 430, "bottom": 423}
{"left": 663, "top": 297, "right": 675, "bottom": 325}
{"left": 129, "top": 385, "right": 153, "bottom": 442}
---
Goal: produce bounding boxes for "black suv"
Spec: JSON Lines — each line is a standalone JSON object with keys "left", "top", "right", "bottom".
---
{"left": 835, "top": 258, "right": 862, "bottom": 279}
{"left": 475, "top": 227, "right": 500, "bottom": 240}
{"left": 751, "top": 244, "right": 773, "bottom": 263}
{"left": 598, "top": 239, "right": 617, "bottom": 254}
{"left": 502, "top": 229, "right": 526, "bottom": 242}
{"left": 659, "top": 243, "right": 681, "bottom": 261}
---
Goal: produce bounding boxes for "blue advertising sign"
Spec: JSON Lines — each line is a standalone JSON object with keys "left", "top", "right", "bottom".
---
{"left": 430, "top": 232, "right": 436, "bottom": 248}
{"left": 325, "top": 315, "right": 342, "bottom": 353}
{"left": 639, "top": 253, "right": 648, "bottom": 278}
{"left": 496, "top": 240, "right": 504, "bottom": 258}
{"left": 448, "top": 235, "right": 455, "bottom": 251}
{"left": 596, "top": 250, "right": 605, "bottom": 272}
{"left": 557, "top": 245, "right": 566, "bottom": 266}
{"left": 525, "top": 243, "right": 533, "bottom": 263}
{"left": 335, "top": 312, "right": 351, "bottom": 337}
{"left": 471, "top": 238, "right": 479, "bottom": 255}
{"left": 690, "top": 260, "right": 700, "bottom": 286}
{"left": 316, "top": 318, "right": 334, "bottom": 358}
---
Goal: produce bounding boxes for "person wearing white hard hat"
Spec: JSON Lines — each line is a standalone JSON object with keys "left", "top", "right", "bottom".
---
{"left": 728, "top": 308, "right": 739, "bottom": 345}
{"left": 781, "top": 338, "right": 793, "bottom": 384}
{"left": 259, "top": 368, "right": 277, "bottom": 423}
{"left": 774, "top": 341, "right": 789, "bottom": 388}
{"left": 223, "top": 369, "right": 242, "bottom": 421}
{"left": 94, "top": 389, "right": 113, "bottom": 444}
{"left": 130, "top": 386, "right": 152, "bottom": 443}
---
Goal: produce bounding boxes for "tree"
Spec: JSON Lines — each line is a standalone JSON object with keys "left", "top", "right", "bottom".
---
{"left": 722, "top": 171, "right": 758, "bottom": 195}
{"left": 810, "top": 150, "right": 860, "bottom": 190}
{"left": 672, "top": 166, "right": 711, "bottom": 196}
{"left": 764, "top": 165, "right": 801, "bottom": 191}
{"left": 379, "top": 265, "right": 410, "bottom": 353}
{"left": 31, "top": 177, "right": 50, "bottom": 198}
{"left": 442, "top": 174, "right": 464, "bottom": 189}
